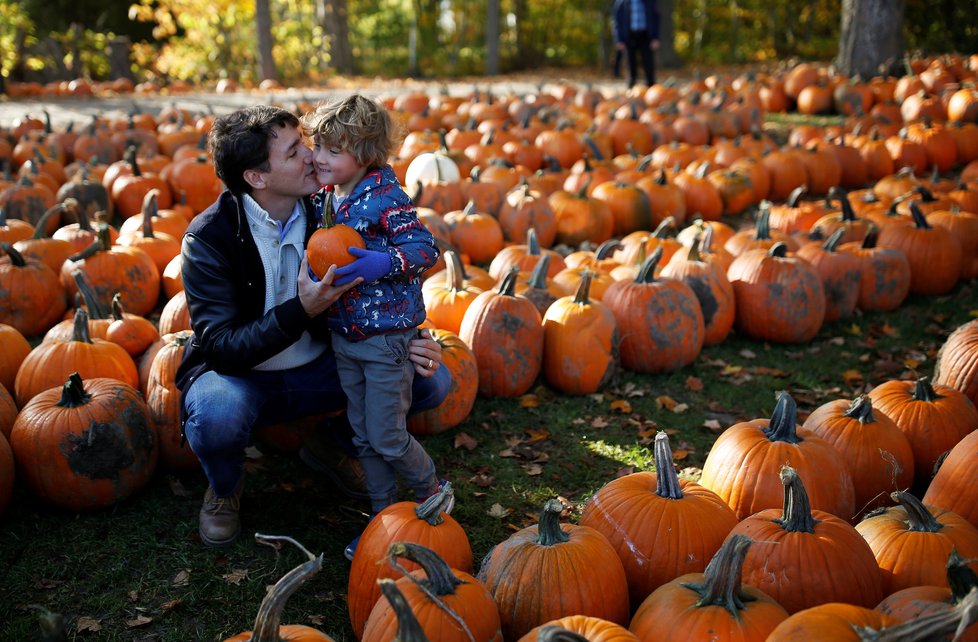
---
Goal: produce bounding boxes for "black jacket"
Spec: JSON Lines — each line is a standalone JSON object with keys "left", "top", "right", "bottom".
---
{"left": 175, "top": 190, "right": 331, "bottom": 401}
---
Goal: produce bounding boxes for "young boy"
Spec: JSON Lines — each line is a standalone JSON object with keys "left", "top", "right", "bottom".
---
{"left": 302, "top": 94, "right": 446, "bottom": 561}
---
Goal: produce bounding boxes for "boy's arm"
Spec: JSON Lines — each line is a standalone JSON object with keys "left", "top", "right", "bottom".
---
{"left": 381, "top": 195, "right": 440, "bottom": 278}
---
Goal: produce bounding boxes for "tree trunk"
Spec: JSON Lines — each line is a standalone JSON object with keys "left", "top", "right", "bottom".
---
{"left": 836, "top": 0, "right": 905, "bottom": 77}
{"left": 255, "top": 0, "right": 278, "bottom": 81}
{"left": 317, "top": 0, "right": 356, "bottom": 75}
{"left": 107, "top": 36, "right": 134, "bottom": 81}
{"left": 657, "top": 0, "right": 681, "bottom": 68}
{"left": 512, "top": 0, "right": 535, "bottom": 70}
{"left": 729, "top": 0, "right": 740, "bottom": 62}
{"left": 485, "top": 0, "right": 500, "bottom": 75}
{"left": 410, "top": 0, "right": 440, "bottom": 77}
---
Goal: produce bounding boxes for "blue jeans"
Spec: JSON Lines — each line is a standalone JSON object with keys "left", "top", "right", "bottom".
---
{"left": 183, "top": 349, "right": 450, "bottom": 497}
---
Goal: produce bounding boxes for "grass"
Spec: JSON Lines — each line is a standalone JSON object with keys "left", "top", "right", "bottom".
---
{"left": 2, "top": 278, "right": 975, "bottom": 641}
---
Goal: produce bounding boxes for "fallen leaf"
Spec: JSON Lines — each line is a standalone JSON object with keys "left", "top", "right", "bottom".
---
{"left": 488, "top": 503, "right": 511, "bottom": 518}
{"left": 244, "top": 446, "right": 263, "bottom": 460}
{"left": 637, "top": 426, "right": 656, "bottom": 445}
{"left": 672, "top": 448, "right": 689, "bottom": 461}
{"left": 591, "top": 416, "right": 609, "bottom": 428}
{"left": 127, "top": 590, "right": 139, "bottom": 603}
{"left": 222, "top": 568, "right": 249, "bottom": 585}
{"left": 172, "top": 570, "right": 190, "bottom": 587}
{"left": 828, "top": 337, "right": 845, "bottom": 346}
{"left": 739, "top": 349, "right": 757, "bottom": 359}
{"left": 33, "top": 577, "right": 63, "bottom": 590}
{"left": 524, "top": 463, "right": 543, "bottom": 476}
{"left": 842, "top": 369, "right": 864, "bottom": 387}
{"left": 589, "top": 393, "right": 605, "bottom": 403}
{"left": 126, "top": 615, "right": 153, "bottom": 628}
{"left": 160, "top": 599, "right": 181, "bottom": 613}
{"left": 752, "top": 366, "right": 788, "bottom": 377}
{"left": 454, "top": 432, "right": 478, "bottom": 450}
{"left": 847, "top": 323, "right": 862, "bottom": 336}
{"left": 308, "top": 615, "right": 328, "bottom": 626}
{"left": 613, "top": 466, "right": 635, "bottom": 478}
{"left": 685, "top": 376, "right": 703, "bottom": 391}
{"left": 525, "top": 427, "right": 550, "bottom": 442}
{"left": 77, "top": 617, "right": 102, "bottom": 633}
{"left": 670, "top": 403, "right": 689, "bottom": 414}
{"left": 656, "top": 395, "right": 677, "bottom": 411}
{"left": 168, "top": 476, "right": 190, "bottom": 497}
{"left": 469, "top": 473, "right": 493, "bottom": 487}
{"left": 721, "top": 364, "right": 743, "bottom": 375}
{"left": 519, "top": 394, "right": 540, "bottom": 408}
{"left": 610, "top": 399, "right": 632, "bottom": 413}
{"left": 703, "top": 419, "right": 724, "bottom": 432}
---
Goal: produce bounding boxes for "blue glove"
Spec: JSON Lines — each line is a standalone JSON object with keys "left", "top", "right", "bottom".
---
{"left": 334, "top": 246, "right": 392, "bottom": 286}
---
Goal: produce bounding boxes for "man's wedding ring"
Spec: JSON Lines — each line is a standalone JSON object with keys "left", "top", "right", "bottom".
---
{"left": 427, "top": 359, "right": 434, "bottom": 369}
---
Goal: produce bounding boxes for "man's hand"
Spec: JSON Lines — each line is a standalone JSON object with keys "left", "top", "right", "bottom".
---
{"left": 298, "top": 255, "right": 361, "bottom": 317}
{"left": 334, "top": 247, "right": 392, "bottom": 286}
{"left": 408, "top": 328, "right": 443, "bottom": 377}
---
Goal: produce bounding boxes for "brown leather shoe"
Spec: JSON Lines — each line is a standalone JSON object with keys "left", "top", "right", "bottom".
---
{"left": 299, "top": 430, "right": 369, "bottom": 500}
{"left": 198, "top": 481, "right": 243, "bottom": 547}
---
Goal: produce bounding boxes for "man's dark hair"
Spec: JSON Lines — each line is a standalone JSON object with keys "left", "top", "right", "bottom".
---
{"left": 208, "top": 105, "right": 301, "bottom": 195}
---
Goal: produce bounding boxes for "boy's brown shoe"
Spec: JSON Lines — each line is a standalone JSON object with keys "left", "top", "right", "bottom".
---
{"left": 198, "top": 481, "right": 243, "bottom": 547}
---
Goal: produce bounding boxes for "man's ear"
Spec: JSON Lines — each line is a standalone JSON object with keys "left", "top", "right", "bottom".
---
{"left": 243, "top": 168, "right": 266, "bottom": 191}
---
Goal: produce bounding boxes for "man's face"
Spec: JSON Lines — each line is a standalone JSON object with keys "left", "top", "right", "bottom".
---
{"left": 253, "top": 124, "right": 319, "bottom": 198}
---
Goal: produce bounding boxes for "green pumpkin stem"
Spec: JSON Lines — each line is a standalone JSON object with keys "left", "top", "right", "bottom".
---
{"left": 31, "top": 201, "right": 72, "bottom": 240}
{"left": 821, "top": 227, "right": 846, "bottom": 252}
{"left": 71, "top": 307, "right": 93, "bottom": 344}
{"left": 594, "top": 239, "right": 622, "bottom": 260}
{"left": 754, "top": 205, "right": 772, "bottom": 240}
{"left": 786, "top": 185, "right": 808, "bottom": 208}
{"left": 524, "top": 253, "right": 551, "bottom": 291}
{"left": 892, "top": 491, "right": 943, "bottom": 533}
{"left": 250, "top": 534, "right": 323, "bottom": 642}
{"left": 775, "top": 466, "right": 819, "bottom": 533}
{"left": 768, "top": 242, "right": 789, "bottom": 258}
{"left": 654, "top": 432, "right": 684, "bottom": 500}
{"left": 71, "top": 270, "right": 110, "bottom": 320}
{"left": 320, "top": 191, "right": 337, "bottom": 228}
{"left": 497, "top": 266, "right": 520, "bottom": 296}
{"left": 525, "top": 227, "right": 541, "bottom": 255}
{"left": 57, "top": 372, "right": 92, "bottom": 408}
{"left": 683, "top": 534, "right": 757, "bottom": 613}
{"left": 911, "top": 376, "right": 944, "bottom": 402}
{"left": 572, "top": 270, "right": 593, "bottom": 305}
{"left": 111, "top": 294, "right": 126, "bottom": 321}
{"left": 386, "top": 542, "right": 464, "bottom": 597}
{"left": 0, "top": 241, "right": 27, "bottom": 267}
{"left": 908, "top": 201, "right": 932, "bottom": 230}
{"left": 763, "top": 391, "right": 802, "bottom": 444}
{"left": 855, "top": 583, "right": 978, "bottom": 641}
{"left": 535, "top": 499, "right": 571, "bottom": 546}
{"left": 535, "top": 627, "right": 591, "bottom": 642}
{"left": 377, "top": 579, "right": 431, "bottom": 642}
{"left": 947, "top": 549, "right": 978, "bottom": 604}
{"left": 653, "top": 215, "right": 676, "bottom": 238}
{"left": 141, "top": 190, "right": 159, "bottom": 239}
{"left": 635, "top": 245, "right": 664, "bottom": 283}
{"left": 414, "top": 481, "right": 454, "bottom": 525}
{"left": 844, "top": 395, "right": 877, "bottom": 424}
{"left": 445, "top": 251, "right": 465, "bottom": 293}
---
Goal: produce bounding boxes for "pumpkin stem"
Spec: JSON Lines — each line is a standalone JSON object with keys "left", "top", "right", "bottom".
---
{"left": 654, "top": 432, "right": 684, "bottom": 500}
{"left": 414, "top": 481, "right": 455, "bottom": 526}
{"left": 594, "top": 239, "right": 621, "bottom": 260}
{"left": 821, "top": 227, "right": 846, "bottom": 252}
{"left": 767, "top": 242, "right": 789, "bottom": 258}
{"left": 774, "top": 465, "right": 819, "bottom": 533}
{"left": 320, "top": 191, "right": 337, "bottom": 228}
{"left": 855, "top": 585, "right": 978, "bottom": 641}
{"left": 907, "top": 201, "right": 932, "bottom": 229}
{"left": 141, "top": 190, "right": 159, "bottom": 239}
{"left": 844, "top": 395, "right": 877, "bottom": 424}
{"left": 653, "top": 215, "right": 676, "bottom": 239}
{"left": 57, "top": 372, "right": 92, "bottom": 408}
{"left": 535, "top": 499, "right": 571, "bottom": 546}
{"left": 634, "top": 245, "right": 664, "bottom": 283}
{"left": 892, "top": 491, "right": 943, "bottom": 533}
{"left": 377, "top": 579, "right": 431, "bottom": 642}
{"left": 754, "top": 205, "right": 772, "bottom": 240}
{"left": 763, "top": 391, "right": 802, "bottom": 444}
{"left": 0, "top": 241, "right": 27, "bottom": 267}
{"left": 444, "top": 251, "right": 465, "bottom": 293}
{"left": 683, "top": 534, "right": 757, "bottom": 613}
{"left": 786, "top": 185, "right": 808, "bottom": 208}
{"left": 572, "top": 270, "right": 593, "bottom": 305}
{"left": 70, "top": 307, "right": 94, "bottom": 344}
{"left": 111, "top": 294, "right": 126, "bottom": 321}
{"left": 387, "top": 542, "right": 465, "bottom": 597}
{"left": 71, "top": 270, "right": 110, "bottom": 320}
{"left": 947, "top": 549, "right": 978, "bottom": 604}
{"left": 525, "top": 227, "right": 541, "bottom": 255}
{"left": 496, "top": 266, "right": 520, "bottom": 297}
{"left": 686, "top": 234, "right": 704, "bottom": 262}
{"left": 535, "top": 627, "right": 591, "bottom": 642}
{"left": 911, "top": 376, "right": 944, "bottom": 402}
{"left": 861, "top": 226, "right": 880, "bottom": 249}
{"left": 31, "top": 201, "right": 71, "bottom": 240}
{"left": 67, "top": 224, "right": 111, "bottom": 262}
{"left": 250, "top": 534, "right": 324, "bottom": 642}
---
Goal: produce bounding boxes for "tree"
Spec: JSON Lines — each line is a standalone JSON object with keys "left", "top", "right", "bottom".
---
{"left": 657, "top": 0, "right": 680, "bottom": 68}
{"left": 836, "top": 0, "right": 904, "bottom": 77}
{"left": 255, "top": 0, "right": 277, "bottom": 80}
{"left": 318, "top": 0, "right": 355, "bottom": 74}
{"left": 485, "top": 0, "right": 500, "bottom": 75}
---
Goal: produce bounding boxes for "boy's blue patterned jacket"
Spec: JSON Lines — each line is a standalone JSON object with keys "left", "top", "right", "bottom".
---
{"left": 312, "top": 165, "right": 439, "bottom": 340}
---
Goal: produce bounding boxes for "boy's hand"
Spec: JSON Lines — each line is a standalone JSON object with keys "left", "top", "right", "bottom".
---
{"left": 334, "top": 247, "right": 391, "bottom": 286}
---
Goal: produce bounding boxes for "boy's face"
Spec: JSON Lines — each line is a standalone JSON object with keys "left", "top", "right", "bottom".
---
{"left": 312, "top": 140, "right": 369, "bottom": 195}
{"left": 249, "top": 124, "right": 319, "bottom": 199}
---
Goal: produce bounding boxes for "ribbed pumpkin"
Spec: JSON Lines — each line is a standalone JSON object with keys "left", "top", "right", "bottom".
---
{"left": 927, "top": 205, "right": 978, "bottom": 281}
{"left": 628, "top": 534, "right": 789, "bottom": 641}
{"left": 876, "top": 201, "right": 962, "bottom": 296}
{"left": 802, "top": 395, "right": 914, "bottom": 513}
{"left": 580, "top": 432, "right": 738, "bottom": 608}
{"left": 11, "top": 201, "right": 75, "bottom": 274}
{"left": 548, "top": 185, "right": 615, "bottom": 246}
{"left": 727, "top": 466, "right": 883, "bottom": 613}
{"left": 105, "top": 294, "right": 159, "bottom": 358}
{"left": 541, "top": 271, "right": 618, "bottom": 395}
{"left": 14, "top": 308, "right": 139, "bottom": 407}
{"left": 444, "top": 201, "right": 505, "bottom": 265}
{"left": 458, "top": 268, "right": 544, "bottom": 397}
{"left": 934, "top": 319, "right": 978, "bottom": 409}
{"left": 700, "top": 391, "right": 856, "bottom": 521}
{"left": 924, "top": 429, "right": 978, "bottom": 530}
{"left": 838, "top": 227, "right": 911, "bottom": 312}
{"left": 0, "top": 241, "right": 67, "bottom": 338}
{"left": 518, "top": 617, "right": 638, "bottom": 642}
{"left": 497, "top": 182, "right": 558, "bottom": 247}
{"left": 145, "top": 330, "right": 198, "bottom": 470}
{"left": 0, "top": 429, "right": 14, "bottom": 515}
{"left": 0, "top": 377, "right": 17, "bottom": 439}
{"left": 348, "top": 486, "right": 471, "bottom": 639}
{"left": 158, "top": 289, "right": 191, "bottom": 335}
{"left": 590, "top": 180, "right": 653, "bottom": 237}
{"left": 726, "top": 242, "right": 825, "bottom": 344}
{"left": 307, "top": 192, "right": 365, "bottom": 278}
{"left": 361, "top": 542, "right": 502, "bottom": 642}
{"left": 514, "top": 253, "right": 569, "bottom": 317}
{"left": 407, "top": 329, "right": 478, "bottom": 436}
{"left": 875, "top": 549, "right": 978, "bottom": 642}
{"left": 0, "top": 323, "right": 32, "bottom": 394}
{"left": 488, "top": 227, "right": 565, "bottom": 281}
{"left": 10, "top": 372, "right": 157, "bottom": 510}
{"left": 855, "top": 491, "right": 978, "bottom": 596}
{"left": 796, "top": 228, "right": 862, "bottom": 322}
{"left": 114, "top": 190, "right": 181, "bottom": 275}
{"left": 224, "top": 534, "right": 335, "bottom": 642}
{"left": 602, "top": 248, "right": 704, "bottom": 374}
{"left": 661, "top": 231, "right": 736, "bottom": 346}
{"left": 867, "top": 376, "right": 978, "bottom": 488}
{"left": 422, "top": 251, "right": 484, "bottom": 335}
{"left": 478, "top": 499, "right": 630, "bottom": 641}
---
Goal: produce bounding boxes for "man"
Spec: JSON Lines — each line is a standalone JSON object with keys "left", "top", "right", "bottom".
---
{"left": 176, "top": 105, "right": 449, "bottom": 547}
{"left": 612, "top": 0, "right": 660, "bottom": 88}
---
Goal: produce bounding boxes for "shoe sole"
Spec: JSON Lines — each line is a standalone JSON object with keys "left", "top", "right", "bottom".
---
{"left": 199, "top": 529, "right": 240, "bottom": 548}
{"left": 299, "top": 446, "right": 371, "bottom": 501}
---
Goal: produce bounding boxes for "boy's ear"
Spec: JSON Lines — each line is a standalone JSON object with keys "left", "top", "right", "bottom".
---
{"left": 242, "top": 168, "right": 266, "bottom": 191}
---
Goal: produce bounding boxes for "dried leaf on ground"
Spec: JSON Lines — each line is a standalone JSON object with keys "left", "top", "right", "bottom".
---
{"left": 685, "top": 376, "right": 703, "bottom": 391}
{"left": 670, "top": 403, "right": 689, "bottom": 414}
{"left": 524, "top": 463, "right": 543, "bottom": 476}
{"left": 842, "top": 369, "right": 864, "bottom": 387}
{"left": 126, "top": 615, "right": 153, "bottom": 628}
{"left": 33, "top": 577, "right": 63, "bottom": 590}
{"left": 160, "top": 599, "right": 181, "bottom": 613}
{"left": 672, "top": 448, "right": 689, "bottom": 461}
{"left": 168, "top": 476, "right": 190, "bottom": 497}
{"left": 77, "top": 617, "right": 102, "bottom": 633}
{"left": 488, "top": 503, "right": 511, "bottom": 518}
{"left": 222, "top": 568, "right": 248, "bottom": 585}
{"left": 525, "top": 427, "right": 550, "bottom": 442}
{"left": 610, "top": 399, "right": 632, "bottom": 413}
{"left": 656, "top": 395, "right": 678, "bottom": 410}
{"left": 127, "top": 590, "right": 139, "bottom": 603}
{"left": 847, "top": 324, "right": 862, "bottom": 336}
{"left": 172, "top": 570, "right": 190, "bottom": 587}
{"left": 703, "top": 419, "right": 724, "bottom": 432}
{"left": 469, "top": 473, "right": 493, "bottom": 487}
{"left": 613, "top": 466, "right": 635, "bottom": 478}
{"left": 519, "top": 394, "right": 540, "bottom": 408}
{"left": 591, "top": 416, "right": 609, "bottom": 428}
{"left": 454, "top": 432, "right": 478, "bottom": 450}
{"left": 244, "top": 446, "right": 263, "bottom": 460}
{"left": 308, "top": 615, "right": 328, "bottom": 626}
{"left": 739, "top": 349, "right": 757, "bottom": 359}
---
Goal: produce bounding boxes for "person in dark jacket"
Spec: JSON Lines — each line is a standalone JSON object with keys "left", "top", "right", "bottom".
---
{"left": 612, "top": 0, "right": 660, "bottom": 88}
{"left": 176, "top": 105, "right": 450, "bottom": 547}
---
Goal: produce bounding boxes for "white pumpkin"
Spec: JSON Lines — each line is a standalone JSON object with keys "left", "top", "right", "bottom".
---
{"left": 405, "top": 151, "right": 461, "bottom": 188}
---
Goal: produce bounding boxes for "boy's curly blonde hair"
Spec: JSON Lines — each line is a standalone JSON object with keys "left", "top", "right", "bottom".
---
{"left": 301, "top": 94, "right": 402, "bottom": 169}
